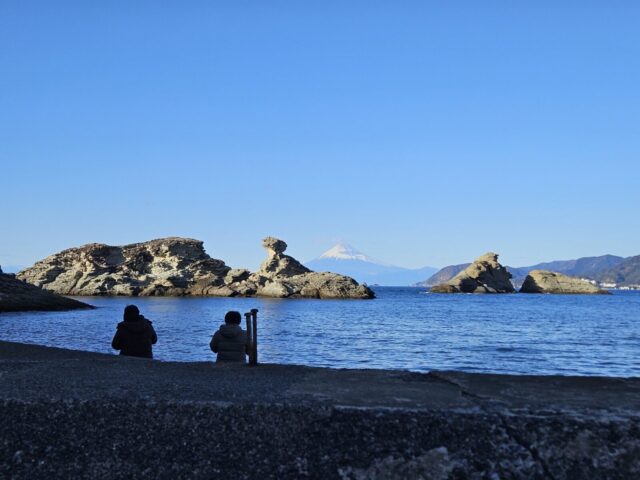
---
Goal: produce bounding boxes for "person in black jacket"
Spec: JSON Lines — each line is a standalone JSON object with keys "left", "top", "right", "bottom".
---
{"left": 111, "top": 305, "right": 158, "bottom": 359}
{"left": 210, "top": 311, "right": 249, "bottom": 363}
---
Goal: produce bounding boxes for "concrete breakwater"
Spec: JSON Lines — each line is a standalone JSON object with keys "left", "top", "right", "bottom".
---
{"left": 0, "top": 341, "right": 639, "bottom": 479}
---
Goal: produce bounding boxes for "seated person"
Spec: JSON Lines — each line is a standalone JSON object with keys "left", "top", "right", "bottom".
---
{"left": 210, "top": 311, "right": 249, "bottom": 363}
{"left": 111, "top": 305, "right": 158, "bottom": 359}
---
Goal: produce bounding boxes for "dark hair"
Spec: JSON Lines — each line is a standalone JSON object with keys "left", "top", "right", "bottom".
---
{"left": 224, "top": 311, "right": 242, "bottom": 325}
{"left": 124, "top": 305, "right": 140, "bottom": 322}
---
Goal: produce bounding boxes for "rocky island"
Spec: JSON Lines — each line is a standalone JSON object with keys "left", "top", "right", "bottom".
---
{"left": 0, "top": 266, "right": 93, "bottom": 313}
{"left": 520, "top": 270, "right": 610, "bottom": 294}
{"left": 430, "top": 252, "right": 515, "bottom": 293}
{"left": 17, "top": 237, "right": 374, "bottom": 299}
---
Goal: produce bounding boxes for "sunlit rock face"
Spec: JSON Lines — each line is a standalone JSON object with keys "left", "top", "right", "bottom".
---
{"left": 17, "top": 238, "right": 230, "bottom": 296}
{"left": 430, "top": 252, "right": 515, "bottom": 294}
{"left": 248, "top": 237, "right": 374, "bottom": 299}
{"left": 17, "top": 237, "right": 375, "bottom": 299}
{"left": 520, "top": 270, "right": 609, "bottom": 294}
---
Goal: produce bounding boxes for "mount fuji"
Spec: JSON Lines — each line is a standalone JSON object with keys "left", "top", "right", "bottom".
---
{"left": 305, "top": 243, "right": 438, "bottom": 286}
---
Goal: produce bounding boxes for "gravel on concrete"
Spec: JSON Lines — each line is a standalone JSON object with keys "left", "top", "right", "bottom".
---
{"left": 1, "top": 340, "right": 639, "bottom": 479}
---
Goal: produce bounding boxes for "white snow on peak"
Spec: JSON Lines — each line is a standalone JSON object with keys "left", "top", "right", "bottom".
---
{"left": 318, "top": 243, "right": 390, "bottom": 265}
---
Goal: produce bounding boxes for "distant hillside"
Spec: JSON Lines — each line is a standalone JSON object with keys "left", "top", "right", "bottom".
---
{"left": 508, "top": 255, "right": 626, "bottom": 287}
{"left": 595, "top": 255, "right": 640, "bottom": 286}
{"left": 416, "top": 264, "right": 469, "bottom": 287}
{"left": 513, "top": 255, "right": 624, "bottom": 279}
{"left": 306, "top": 243, "right": 438, "bottom": 286}
{"left": 417, "top": 254, "right": 627, "bottom": 288}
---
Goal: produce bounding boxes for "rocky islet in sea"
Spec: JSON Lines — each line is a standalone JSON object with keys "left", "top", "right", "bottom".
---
{"left": 430, "top": 253, "right": 611, "bottom": 295}
{"left": 520, "top": 270, "right": 610, "bottom": 294}
{"left": 0, "top": 265, "right": 93, "bottom": 313}
{"left": 430, "top": 252, "right": 516, "bottom": 294}
{"left": 16, "top": 237, "right": 374, "bottom": 299}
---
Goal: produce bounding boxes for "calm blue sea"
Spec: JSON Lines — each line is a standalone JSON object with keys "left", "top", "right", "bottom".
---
{"left": 2, "top": 287, "right": 639, "bottom": 377}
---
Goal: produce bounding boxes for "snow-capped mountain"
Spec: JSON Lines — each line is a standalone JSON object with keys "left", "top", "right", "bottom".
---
{"left": 317, "top": 244, "right": 387, "bottom": 264}
{"left": 305, "top": 243, "right": 438, "bottom": 286}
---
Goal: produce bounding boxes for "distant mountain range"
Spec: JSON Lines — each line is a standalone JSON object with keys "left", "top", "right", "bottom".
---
{"left": 596, "top": 255, "right": 640, "bottom": 286}
{"left": 307, "top": 246, "right": 640, "bottom": 288}
{"left": 417, "top": 254, "right": 638, "bottom": 288}
{"left": 305, "top": 244, "right": 438, "bottom": 286}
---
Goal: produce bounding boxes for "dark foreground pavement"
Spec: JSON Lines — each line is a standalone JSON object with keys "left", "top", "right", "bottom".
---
{"left": 0, "top": 341, "right": 639, "bottom": 479}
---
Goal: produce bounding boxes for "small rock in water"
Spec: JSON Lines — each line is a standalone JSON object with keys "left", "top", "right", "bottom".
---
{"left": 431, "top": 252, "right": 514, "bottom": 294}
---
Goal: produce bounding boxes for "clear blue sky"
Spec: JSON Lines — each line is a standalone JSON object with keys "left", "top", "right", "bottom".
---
{"left": 1, "top": 1, "right": 639, "bottom": 271}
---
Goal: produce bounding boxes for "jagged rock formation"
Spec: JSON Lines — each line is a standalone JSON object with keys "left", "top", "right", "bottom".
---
{"left": 0, "top": 268, "right": 93, "bottom": 312}
{"left": 419, "top": 254, "right": 627, "bottom": 289}
{"left": 520, "top": 270, "right": 609, "bottom": 294}
{"left": 430, "top": 253, "right": 515, "bottom": 294}
{"left": 17, "top": 237, "right": 374, "bottom": 299}
{"left": 17, "top": 238, "right": 230, "bottom": 296}
{"left": 244, "top": 237, "right": 374, "bottom": 299}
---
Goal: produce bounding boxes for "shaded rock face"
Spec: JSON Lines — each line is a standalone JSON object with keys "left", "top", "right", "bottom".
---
{"left": 0, "top": 272, "right": 93, "bottom": 313}
{"left": 430, "top": 252, "right": 515, "bottom": 294}
{"left": 520, "top": 270, "right": 609, "bottom": 294}
{"left": 17, "top": 237, "right": 374, "bottom": 299}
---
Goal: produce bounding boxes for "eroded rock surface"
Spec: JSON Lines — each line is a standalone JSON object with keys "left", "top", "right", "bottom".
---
{"left": 520, "top": 270, "right": 609, "bottom": 294}
{"left": 17, "top": 237, "right": 374, "bottom": 299}
{"left": 430, "top": 252, "right": 515, "bottom": 293}
{"left": 245, "top": 237, "right": 374, "bottom": 299}
{"left": 17, "top": 238, "right": 231, "bottom": 296}
{"left": 0, "top": 270, "right": 92, "bottom": 312}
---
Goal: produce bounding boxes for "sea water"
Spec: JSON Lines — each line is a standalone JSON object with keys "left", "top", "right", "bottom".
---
{"left": 1, "top": 287, "right": 639, "bottom": 377}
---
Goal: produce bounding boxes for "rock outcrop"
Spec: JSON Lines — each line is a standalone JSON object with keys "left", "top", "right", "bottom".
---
{"left": 520, "top": 270, "right": 610, "bottom": 294}
{"left": 0, "top": 269, "right": 93, "bottom": 312}
{"left": 245, "top": 237, "right": 374, "bottom": 299}
{"left": 17, "top": 237, "right": 374, "bottom": 299}
{"left": 17, "top": 238, "right": 231, "bottom": 296}
{"left": 430, "top": 252, "right": 515, "bottom": 293}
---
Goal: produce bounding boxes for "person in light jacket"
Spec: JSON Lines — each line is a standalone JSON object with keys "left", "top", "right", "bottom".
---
{"left": 210, "top": 311, "right": 249, "bottom": 363}
{"left": 111, "top": 305, "right": 157, "bottom": 359}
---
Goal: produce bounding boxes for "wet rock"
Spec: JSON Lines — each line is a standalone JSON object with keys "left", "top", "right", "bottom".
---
{"left": 520, "top": 270, "right": 609, "bottom": 294}
{"left": 431, "top": 252, "right": 515, "bottom": 294}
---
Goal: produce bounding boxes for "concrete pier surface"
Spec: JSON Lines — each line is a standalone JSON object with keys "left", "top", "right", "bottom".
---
{"left": 1, "top": 340, "right": 639, "bottom": 479}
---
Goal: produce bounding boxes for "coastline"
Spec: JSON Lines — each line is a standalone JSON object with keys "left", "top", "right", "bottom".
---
{"left": 1, "top": 341, "right": 639, "bottom": 478}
